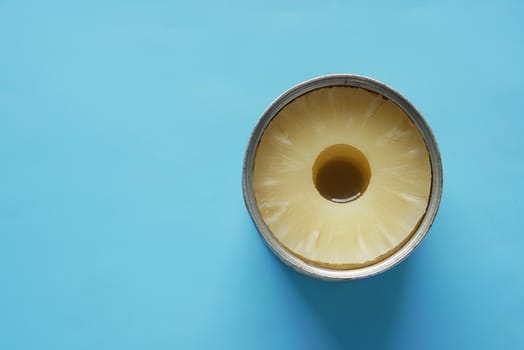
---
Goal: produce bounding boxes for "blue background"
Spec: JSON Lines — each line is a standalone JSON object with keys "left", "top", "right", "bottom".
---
{"left": 1, "top": 1, "right": 523, "bottom": 349}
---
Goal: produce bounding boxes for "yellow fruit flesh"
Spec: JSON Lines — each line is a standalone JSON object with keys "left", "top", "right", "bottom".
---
{"left": 252, "top": 86, "right": 432, "bottom": 268}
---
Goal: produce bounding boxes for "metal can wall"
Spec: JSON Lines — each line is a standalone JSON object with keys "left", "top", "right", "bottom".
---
{"left": 243, "top": 74, "right": 443, "bottom": 280}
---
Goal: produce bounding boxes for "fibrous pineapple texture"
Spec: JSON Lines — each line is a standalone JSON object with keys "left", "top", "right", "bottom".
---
{"left": 252, "top": 86, "right": 432, "bottom": 268}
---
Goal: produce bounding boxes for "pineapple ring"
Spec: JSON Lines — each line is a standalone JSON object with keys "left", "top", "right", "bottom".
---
{"left": 252, "top": 86, "right": 432, "bottom": 268}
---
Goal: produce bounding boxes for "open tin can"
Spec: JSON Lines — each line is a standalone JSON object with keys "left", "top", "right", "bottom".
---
{"left": 243, "top": 74, "right": 443, "bottom": 280}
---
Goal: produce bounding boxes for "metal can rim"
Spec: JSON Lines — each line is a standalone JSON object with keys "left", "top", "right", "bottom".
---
{"left": 242, "top": 74, "right": 443, "bottom": 281}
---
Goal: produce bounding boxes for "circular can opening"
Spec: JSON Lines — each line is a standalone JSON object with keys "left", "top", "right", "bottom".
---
{"left": 243, "top": 74, "right": 443, "bottom": 280}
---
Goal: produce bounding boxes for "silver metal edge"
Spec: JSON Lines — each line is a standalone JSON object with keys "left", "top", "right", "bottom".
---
{"left": 242, "top": 74, "right": 443, "bottom": 281}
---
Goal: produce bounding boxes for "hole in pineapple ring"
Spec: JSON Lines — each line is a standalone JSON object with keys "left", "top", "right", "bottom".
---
{"left": 312, "top": 144, "right": 371, "bottom": 203}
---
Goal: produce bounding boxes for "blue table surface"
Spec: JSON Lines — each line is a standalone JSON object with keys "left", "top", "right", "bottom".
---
{"left": 1, "top": 1, "right": 523, "bottom": 349}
